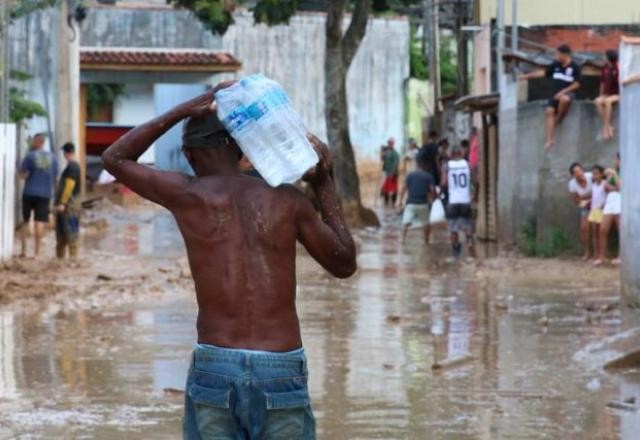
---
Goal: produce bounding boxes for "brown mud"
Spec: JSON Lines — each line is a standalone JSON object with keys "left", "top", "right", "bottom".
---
{"left": 0, "top": 202, "right": 638, "bottom": 439}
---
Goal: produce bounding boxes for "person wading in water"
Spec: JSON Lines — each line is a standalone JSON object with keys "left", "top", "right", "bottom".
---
{"left": 102, "top": 83, "right": 356, "bottom": 439}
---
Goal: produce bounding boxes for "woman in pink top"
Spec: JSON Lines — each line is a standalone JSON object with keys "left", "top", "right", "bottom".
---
{"left": 468, "top": 127, "right": 479, "bottom": 171}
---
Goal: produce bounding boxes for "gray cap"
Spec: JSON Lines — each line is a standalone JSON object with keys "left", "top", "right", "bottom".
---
{"left": 182, "top": 111, "right": 229, "bottom": 148}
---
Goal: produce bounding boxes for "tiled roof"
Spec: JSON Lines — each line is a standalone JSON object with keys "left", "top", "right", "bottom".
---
{"left": 80, "top": 47, "right": 241, "bottom": 70}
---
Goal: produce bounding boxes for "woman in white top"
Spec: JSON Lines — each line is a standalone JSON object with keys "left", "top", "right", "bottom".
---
{"left": 568, "top": 162, "right": 593, "bottom": 260}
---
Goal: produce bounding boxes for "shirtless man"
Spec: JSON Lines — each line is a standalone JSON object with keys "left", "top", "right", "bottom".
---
{"left": 102, "top": 83, "right": 356, "bottom": 439}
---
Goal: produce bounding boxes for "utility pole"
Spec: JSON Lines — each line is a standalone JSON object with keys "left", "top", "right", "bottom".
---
{"left": 511, "top": 0, "right": 518, "bottom": 51}
{"left": 455, "top": 0, "right": 469, "bottom": 96}
{"left": 0, "top": 0, "right": 9, "bottom": 123}
{"left": 424, "top": 0, "right": 442, "bottom": 117}
{"left": 432, "top": 0, "right": 442, "bottom": 112}
{"left": 496, "top": 0, "right": 505, "bottom": 94}
{"left": 55, "top": 0, "right": 80, "bottom": 169}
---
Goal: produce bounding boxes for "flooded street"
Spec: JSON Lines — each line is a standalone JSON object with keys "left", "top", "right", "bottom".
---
{"left": 1, "top": 207, "right": 639, "bottom": 439}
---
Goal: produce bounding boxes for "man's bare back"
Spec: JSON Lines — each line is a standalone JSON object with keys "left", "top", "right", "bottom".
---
{"left": 102, "top": 85, "right": 357, "bottom": 352}
{"left": 175, "top": 175, "right": 306, "bottom": 351}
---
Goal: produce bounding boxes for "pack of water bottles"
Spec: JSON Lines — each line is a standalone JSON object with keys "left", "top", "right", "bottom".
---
{"left": 215, "top": 74, "right": 319, "bottom": 187}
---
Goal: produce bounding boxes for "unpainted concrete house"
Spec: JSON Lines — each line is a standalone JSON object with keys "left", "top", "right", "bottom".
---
{"left": 467, "top": 22, "right": 635, "bottom": 252}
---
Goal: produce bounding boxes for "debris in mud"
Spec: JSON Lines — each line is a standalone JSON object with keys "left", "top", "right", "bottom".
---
{"left": 385, "top": 315, "right": 402, "bottom": 325}
{"left": 494, "top": 301, "right": 508, "bottom": 311}
{"left": 432, "top": 354, "right": 475, "bottom": 371}
{"left": 604, "top": 349, "right": 640, "bottom": 371}
{"left": 96, "top": 274, "right": 113, "bottom": 281}
{"left": 494, "top": 295, "right": 513, "bottom": 311}
{"left": 163, "top": 388, "right": 184, "bottom": 396}
{"left": 586, "top": 378, "right": 602, "bottom": 391}
{"left": 606, "top": 398, "right": 639, "bottom": 412}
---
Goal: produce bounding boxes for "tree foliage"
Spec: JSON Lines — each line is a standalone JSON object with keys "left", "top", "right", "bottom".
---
{"left": 167, "top": 0, "right": 300, "bottom": 34}
{"left": 9, "top": 0, "right": 58, "bottom": 20}
{"left": 9, "top": 87, "right": 47, "bottom": 123}
{"left": 166, "top": 0, "right": 236, "bottom": 34}
{"left": 5, "top": 70, "right": 47, "bottom": 124}
{"left": 409, "top": 26, "right": 458, "bottom": 95}
{"left": 167, "top": 0, "right": 421, "bottom": 34}
{"left": 439, "top": 36, "right": 458, "bottom": 96}
{"left": 252, "top": 0, "right": 298, "bottom": 26}
{"left": 409, "top": 24, "right": 428, "bottom": 80}
{"left": 87, "top": 83, "right": 127, "bottom": 117}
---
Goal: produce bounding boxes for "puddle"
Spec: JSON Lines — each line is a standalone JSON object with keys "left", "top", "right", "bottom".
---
{"left": 0, "top": 208, "right": 638, "bottom": 438}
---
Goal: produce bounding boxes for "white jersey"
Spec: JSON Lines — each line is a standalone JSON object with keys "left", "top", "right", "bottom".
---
{"left": 447, "top": 159, "right": 471, "bottom": 204}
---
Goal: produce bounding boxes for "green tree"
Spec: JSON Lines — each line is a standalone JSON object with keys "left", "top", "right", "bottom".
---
{"left": 10, "top": 0, "right": 58, "bottom": 19}
{"left": 6, "top": 70, "right": 47, "bottom": 124}
{"left": 166, "top": 0, "right": 403, "bottom": 226}
{"left": 409, "top": 28, "right": 458, "bottom": 97}
{"left": 409, "top": 24, "right": 428, "bottom": 80}
{"left": 439, "top": 36, "right": 458, "bottom": 96}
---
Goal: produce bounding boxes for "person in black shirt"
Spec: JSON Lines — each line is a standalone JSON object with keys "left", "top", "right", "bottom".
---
{"left": 418, "top": 130, "right": 440, "bottom": 183}
{"left": 519, "top": 44, "right": 581, "bottom": 150}
{"left": 54, "top": 142, "right": 82, "bottom": 259}
{"left": 397, "top": 155, "right": 436, "bottom": 244}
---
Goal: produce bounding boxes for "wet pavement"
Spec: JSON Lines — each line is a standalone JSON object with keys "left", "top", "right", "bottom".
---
{"left": 1, "top": 208, "right": 640, "bottom": 439}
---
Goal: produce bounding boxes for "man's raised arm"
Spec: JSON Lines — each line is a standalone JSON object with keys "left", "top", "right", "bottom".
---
{"left": 102, "top": 84, "right": 232, "bottom": 207}
{"left": 295, "top": 135, "right": 357, "bottom": 279}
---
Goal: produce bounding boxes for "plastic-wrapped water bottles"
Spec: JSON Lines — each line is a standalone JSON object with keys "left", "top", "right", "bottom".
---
{"left": 215, "top": 74, "right": 319, "bottom": 187}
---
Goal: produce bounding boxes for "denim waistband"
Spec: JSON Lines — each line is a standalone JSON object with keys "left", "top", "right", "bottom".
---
{"left": 193, "top": 343, "right": 307, "bottom": 371}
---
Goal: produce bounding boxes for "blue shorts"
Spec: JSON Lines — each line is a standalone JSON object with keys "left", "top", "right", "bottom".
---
{"left": 183, "top": 343, "right": 316, "bottom": 439}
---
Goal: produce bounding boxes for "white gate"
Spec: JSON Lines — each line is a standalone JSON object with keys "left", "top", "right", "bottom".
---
{"left": 0, "top": 123, "right": 16, "bottom": 262}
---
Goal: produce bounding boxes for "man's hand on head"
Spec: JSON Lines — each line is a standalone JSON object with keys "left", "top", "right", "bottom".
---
{"left": 303, "top": 134, "right": 333, "bottom": 186}
{"left": 178, "top": 80, "right": 238, "bottom": 119}
{"left": 178, "top": 91, "right": 216, "bottom": 119}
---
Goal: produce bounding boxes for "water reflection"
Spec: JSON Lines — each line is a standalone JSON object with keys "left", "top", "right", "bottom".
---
{"left": 0, "top": 209, "right": 639, "bottom": 438}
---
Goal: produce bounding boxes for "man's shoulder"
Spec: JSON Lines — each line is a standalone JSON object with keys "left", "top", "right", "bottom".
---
{"left": 272, "top": 183, "right": 306, "bottom": 200}
{"left": 233, "top": 177, "right": 304, "bottom": 202}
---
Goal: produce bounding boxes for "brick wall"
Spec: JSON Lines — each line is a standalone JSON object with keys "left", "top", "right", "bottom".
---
{"left": 520, "top": 26, "right": 638, "bottom": 53}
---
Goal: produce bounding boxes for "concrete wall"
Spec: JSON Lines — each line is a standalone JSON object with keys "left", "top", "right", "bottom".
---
{"left": 498, "top": 98, "right": 619, "bottom": 250}
{"left": 620, "top": 41, "right": 640, "bottom": 304}
{"left": 9, "top": 8, "right": 62, "bottom": 150}
{"left": 80, "top": 8, "right": 410, "bottom": 158}
{"left": 472, "top": 25, "right": 492, "bottom": 97}
{"left": 0, "top": 125, "right": 16, "bottom": 261}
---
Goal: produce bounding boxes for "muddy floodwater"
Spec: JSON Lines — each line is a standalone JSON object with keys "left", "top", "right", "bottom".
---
{"left": 1, "top": 208, "right": 639, "bottom": 439}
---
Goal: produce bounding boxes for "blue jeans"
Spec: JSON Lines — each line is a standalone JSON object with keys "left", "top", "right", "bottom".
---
{"left": 183, "top": 344, "right": 316, "bottom": 439}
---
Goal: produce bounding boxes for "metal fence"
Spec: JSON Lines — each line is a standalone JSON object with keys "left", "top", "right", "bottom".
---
{"left": 0, "top": 123, "right": 16, "bottom": 261}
